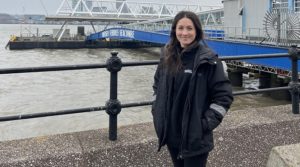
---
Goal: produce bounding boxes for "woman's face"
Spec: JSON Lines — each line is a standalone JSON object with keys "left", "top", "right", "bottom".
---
{"left": 175, "top": 17, "right": 196, "bottom": 48}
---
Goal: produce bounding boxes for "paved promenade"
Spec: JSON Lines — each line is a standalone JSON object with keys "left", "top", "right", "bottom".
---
{"left": 0, "top": 106, "right": 153, "bottom": 142}
{"left": 0, "top": 104, "right": 300, "bottom": 166}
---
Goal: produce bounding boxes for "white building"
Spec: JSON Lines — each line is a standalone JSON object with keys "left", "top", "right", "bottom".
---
{"left": 222, "top": 0, "right": 300, "bottom": 43}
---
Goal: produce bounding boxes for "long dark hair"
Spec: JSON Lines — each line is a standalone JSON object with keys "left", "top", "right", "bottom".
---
{"left": 164, "top": 11, "right": 204, "bottom": 73}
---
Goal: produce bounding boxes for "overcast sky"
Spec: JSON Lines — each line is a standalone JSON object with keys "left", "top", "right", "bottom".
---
{"left": 0, "top": 0, "right": 222, "bottom": 15}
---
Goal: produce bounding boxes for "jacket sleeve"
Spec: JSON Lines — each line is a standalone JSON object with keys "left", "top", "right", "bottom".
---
{"left": 153, "top": 47, "right": 165, "bottom": 95}
{"left": 153, "top": 62, "right": 161, "bottom": 97}
{"left": 202, "top": 59, "right": 233, "bottom": 131}
{"left": 152, "top": 48, "right": 165, "bottom": 114}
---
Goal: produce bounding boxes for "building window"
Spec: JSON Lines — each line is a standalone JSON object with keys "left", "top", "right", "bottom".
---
{"left": 272, "top": 0, "right": 289, "bottom": 11}
{"left": 295, "top": 0, "right": 300, "bottom": 12}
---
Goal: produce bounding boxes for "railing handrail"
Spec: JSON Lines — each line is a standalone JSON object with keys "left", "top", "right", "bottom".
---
{"left": 0, "top": 86, "right": 291, "bottom": 122}
{"left": 1, "top": 47, "right": 299, "bottom": 140}
{"left": 0, "top": 54, "right": 289, "bottom": 74}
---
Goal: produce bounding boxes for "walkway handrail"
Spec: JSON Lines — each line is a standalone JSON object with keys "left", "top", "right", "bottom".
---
{"left": 0, "top": 54, "right": 289, "bottom": 74}
{"left": 0, "top": 61, "right": 158, "bottom": 74}
{"left": 1, "top": 46, "right": 299, "bottom": 141}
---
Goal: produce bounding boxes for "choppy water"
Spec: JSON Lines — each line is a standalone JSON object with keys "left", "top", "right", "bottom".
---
{"left": 0, "top": 24, "right": 290, "bottom": 141}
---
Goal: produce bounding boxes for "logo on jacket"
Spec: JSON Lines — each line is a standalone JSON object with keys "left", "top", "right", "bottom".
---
{"left": 184, "top": 69, "right": 192, "bottom": 73}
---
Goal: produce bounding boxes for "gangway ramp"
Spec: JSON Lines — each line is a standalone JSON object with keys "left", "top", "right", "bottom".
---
{"left": 206, "top": 40, "right": 293, "bottom": 75}
{"left": 87, "top": 28, "right": 295, "bottom": 76}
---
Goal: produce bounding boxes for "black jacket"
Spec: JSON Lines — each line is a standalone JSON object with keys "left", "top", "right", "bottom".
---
{"left": 152, "top": 44, "right": 233, "bottom": 158}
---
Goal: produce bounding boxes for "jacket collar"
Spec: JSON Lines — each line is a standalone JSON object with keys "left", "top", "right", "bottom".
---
{"left": 194, "top": 44, "right": 218, "bottom": 67}
{"left": 176, "top": 41, "right": 199, "bottom": 56}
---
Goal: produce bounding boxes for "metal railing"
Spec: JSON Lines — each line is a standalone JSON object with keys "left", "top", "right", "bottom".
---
{"left": 0, "top": 46, "right": 299, "bottom": 141}
{"left": 56, "top": 0, "right": 221, "bottom": 18}
{"left": 204, "top": 25, "right": 300, "bottom": 46}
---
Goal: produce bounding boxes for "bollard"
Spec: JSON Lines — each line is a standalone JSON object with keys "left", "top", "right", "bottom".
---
{"left": 106, "top": 51, "right": 122, "bottom": 140}
{"left": 288, "top": 45, "right": 300, "bottom": 114}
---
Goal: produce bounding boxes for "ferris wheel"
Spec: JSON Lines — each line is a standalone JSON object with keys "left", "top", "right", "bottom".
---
{"left": 264, "top": 10, "right": 300, "bottom": 45}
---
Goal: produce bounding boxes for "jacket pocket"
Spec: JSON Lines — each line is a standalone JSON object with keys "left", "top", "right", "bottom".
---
{"left": 201, "top": 118, "right": 209, "bottom": 132}
{"left": 203, "top": 109, "right": 222, "bottom": 131}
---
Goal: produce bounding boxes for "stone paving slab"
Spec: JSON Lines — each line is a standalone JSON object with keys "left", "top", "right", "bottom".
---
{"left": 0, "top": 133, "right": 84, "bottom": 167}
{"left": 209, "top": 104, "right": 300, "bottom": 167}
{"left": 266, "top": 143, "right": 300, "bottom": 167}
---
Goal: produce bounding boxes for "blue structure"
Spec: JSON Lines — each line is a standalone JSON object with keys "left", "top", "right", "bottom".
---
{"left": 205, "top": 40, "right": 291, "bottom": 71}
{"left": 87, "top": 28, "right": 225, "bottom": 43}
{"left": 204, "top": 30, "right": 225, "bottom": 38}
{"left": 87, "top": 28, "right": 294, "bottom": 71}
{"left": 87, "top": 28, "right": 169, "bottom": 44}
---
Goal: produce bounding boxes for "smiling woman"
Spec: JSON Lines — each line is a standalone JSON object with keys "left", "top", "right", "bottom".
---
{"left": 151, "top": 11, "right": 233, "bottom": 167}
{"left": 175, "top": 18, "right": 196, "bottom": 48}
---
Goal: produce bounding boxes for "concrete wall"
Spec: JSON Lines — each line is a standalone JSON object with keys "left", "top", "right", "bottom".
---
{"left": 223, "top": 0, "right": 243, "bottom": 38}
{"left": 223, "top": 0, "right": 270, "bottom": 38}
{"left": 0, "top": 104, "right": 300, "bottom": 166}
{"left": 244, "top": 0, "right": 269, "bottom": 34}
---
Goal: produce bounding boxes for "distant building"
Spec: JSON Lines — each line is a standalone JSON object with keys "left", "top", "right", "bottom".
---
{"left": 198, "top": 9, "right": 224, "bottom": 26}
{"left": 24, "top": 15, "right": 45, "bottom": 24}
{"left": 0, "top": 13, "right": 17, "bottom": 24}
{"left": 223, "top": 0, "right": 269, "bottom": 35}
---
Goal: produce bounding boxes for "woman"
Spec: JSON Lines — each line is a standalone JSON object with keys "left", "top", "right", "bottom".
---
{"left": 152, "top": 11, "right": 233, "bottom": 167}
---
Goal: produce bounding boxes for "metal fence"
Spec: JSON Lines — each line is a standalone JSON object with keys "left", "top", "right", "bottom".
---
{"left": 0, "top": 46, "right": 299, "bottom": 141}
{"left": 204, "top": 25, "right": 300, "bottom": 47}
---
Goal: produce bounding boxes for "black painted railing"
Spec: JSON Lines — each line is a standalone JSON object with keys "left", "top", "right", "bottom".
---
{"left": 0, "top": 46, "right": 299, "bottom": 141}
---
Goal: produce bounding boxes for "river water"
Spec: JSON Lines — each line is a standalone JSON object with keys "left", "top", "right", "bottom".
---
{"left": 0, "top": 24, "right": 290, "bottom": 141}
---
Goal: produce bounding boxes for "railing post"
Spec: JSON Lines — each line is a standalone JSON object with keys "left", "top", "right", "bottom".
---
{"left": 106, "top": 51, "right": 122, "bottom": 140}
{"left": 288, "top": 45, "right": 300, "bottom": 114}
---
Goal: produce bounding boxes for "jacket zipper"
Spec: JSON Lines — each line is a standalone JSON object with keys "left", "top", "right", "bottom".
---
{"left": 177, "top": 58, "right": 212, "bottom": 159}
{"left": 178, "top": 97, "right": 190, "bottom": 159}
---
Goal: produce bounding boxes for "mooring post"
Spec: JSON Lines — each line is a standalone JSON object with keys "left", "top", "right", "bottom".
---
{"left": 106, "top": 51, "right": 122, "bottom": 140}
{"left": 288, "top": 45, "right": 300, "bottom": 114}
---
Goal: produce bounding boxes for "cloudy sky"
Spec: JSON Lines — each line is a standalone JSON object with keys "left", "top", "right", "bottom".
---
{"left": 0, "top": 0, "right": 222, "bottom": 15}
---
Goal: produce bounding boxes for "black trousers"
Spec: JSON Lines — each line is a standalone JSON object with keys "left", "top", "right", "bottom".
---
{"left": 167, "top": 145, "right": 209, "bottom": 167}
